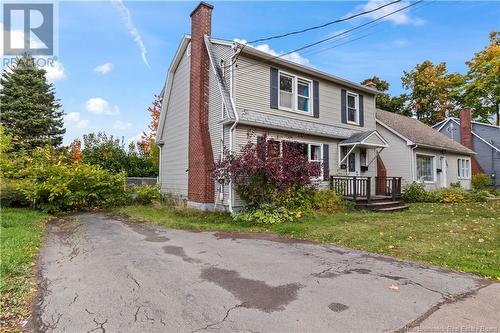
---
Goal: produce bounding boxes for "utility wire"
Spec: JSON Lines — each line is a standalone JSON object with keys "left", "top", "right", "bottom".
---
{"left": 224, "top": 0, "right": 403, "bottom": 69}
{"left": 247, "top": 0, "right": 401, "bottom": 44}
{"left": 232, "top": 0, "right": 423, "bottom": 78}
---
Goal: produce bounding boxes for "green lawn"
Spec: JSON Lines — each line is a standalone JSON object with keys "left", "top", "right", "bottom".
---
{"left": 116, "top": 201, "right": 500, "bottom": 279}
{"left": 0, "top": 208, "right": 49, "bottom": 332}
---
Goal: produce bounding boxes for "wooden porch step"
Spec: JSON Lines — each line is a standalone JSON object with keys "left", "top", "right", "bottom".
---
{"left": 372, "top": 205, "right": 409, "bottom": 212}
{"left": 356, "top": 200, "right": 405, "bottom": 209}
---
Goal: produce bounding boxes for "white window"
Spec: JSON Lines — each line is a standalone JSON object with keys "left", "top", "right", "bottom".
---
{"left": 347, "top": 92, "right": 359, "bottom": 124}
{"left": 279, "top": 73, "right": 294, "bottom": 109}
{"left": 416, "top": 154, "right": 435, "bottom": 182}
{"left": 458, "top": 158, "right": 470, "bottom": 179}
{"left": 297, "top": 79, "right": 310, "bottom": 112}
{"left": 278, "top": 71, "right": 312, "bottom": 114}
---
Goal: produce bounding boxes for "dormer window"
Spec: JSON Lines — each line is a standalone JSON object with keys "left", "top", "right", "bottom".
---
{"left": 347, "top": 92, "right": 359, "bottom": 124}
{"left": 278, "top": 71, "right": 312, "bottom": 114}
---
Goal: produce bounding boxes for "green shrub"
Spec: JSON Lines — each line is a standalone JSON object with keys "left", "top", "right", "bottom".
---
{"left": 467, "top": 190, "right": 490, "bottom": 202}
{"left": 472, "top": 173, "right": 491, "bottom": 190}
{"left": 9, "top": 147, "right": 128, "bottom": 213}
{"left": 275, "top": 185, "right": 314, "bottom": 211}
{"left": 0, "top": 179, "right": 29, "bottom": 208}
{"left": 232, "top": 204, "right": 296, "bottom": 225}
{"left": 450, "top": 181, "right": 461, "bottom": 188}
{"left": 402, "top": 182, "right": 428, "bottom": 202}
{"left": 132, "top": 184, "right": 160, "bottom": 205}
{"left": 312, "top": 189, "right": 346, "bottom": 213}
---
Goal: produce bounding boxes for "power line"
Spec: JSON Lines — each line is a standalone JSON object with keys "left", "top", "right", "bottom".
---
{"left": 232, "top": 0, "right": 423, "bottom": 78}
{"left": 299, "top": 1, "right": 433, "bottom": 59}
{"left": 247, "top": 0, "right": 401, "bottom": 44}
{"left": 224, "top": 0, "right": 403, "bottom": 69}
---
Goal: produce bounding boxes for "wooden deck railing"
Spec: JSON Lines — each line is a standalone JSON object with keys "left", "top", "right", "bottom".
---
{"left": 329, "top": 176, "right": 403, "bottom": 201}
{"left": 375, "top": 177, "right": 402, "bottom": 200}
{"left": 329, "top": 176, "right": 371, "bottom": 201}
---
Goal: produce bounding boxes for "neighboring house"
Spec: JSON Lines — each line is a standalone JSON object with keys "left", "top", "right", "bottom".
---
{"left": 433, "top": 109, "right": 500, "bottom": 188}
{"left": 155, "top": 2, "right": 472, "bottom": 211}
{"left": 376, "top": 109, "right": 474, "bottom": 190}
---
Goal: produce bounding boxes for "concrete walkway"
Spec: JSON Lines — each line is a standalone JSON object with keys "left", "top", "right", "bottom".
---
{"left": 33, "top": 213, "right": 496, "bottom": 333}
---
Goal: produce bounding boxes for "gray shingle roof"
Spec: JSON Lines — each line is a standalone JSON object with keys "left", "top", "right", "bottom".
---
{"left": 237, "top": 109, "right": 358, "bottom": 139}
{"left": 341, "top": 131, "right": 375, "bottom": 144}
{"left": 376, "top": 109, "right": 474, "bottom": 155}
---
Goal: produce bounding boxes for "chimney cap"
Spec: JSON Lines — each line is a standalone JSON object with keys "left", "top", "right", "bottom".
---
{"left": 190, "top": 1, "right": 214, "bottom": 17}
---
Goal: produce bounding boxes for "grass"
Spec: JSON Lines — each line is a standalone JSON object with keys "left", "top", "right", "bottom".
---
{"left": 116, "top": 201, "right": 500, "bottom": 279}
{"left": 0, "top": 208, "right": 49, "bottom": 332}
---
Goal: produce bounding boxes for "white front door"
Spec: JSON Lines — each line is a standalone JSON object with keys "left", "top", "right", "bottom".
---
{"left": 347, "top": 149, "right": 361, "bottom": 176}
{"left": 440, "top": 157, "right": 448, "bottom": 188}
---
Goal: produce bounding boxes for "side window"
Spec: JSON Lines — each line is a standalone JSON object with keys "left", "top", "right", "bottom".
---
{"left": 347, "top": 92, "right": 359, "bottom": 124}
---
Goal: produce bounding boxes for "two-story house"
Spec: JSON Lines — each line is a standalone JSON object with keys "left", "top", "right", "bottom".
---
{"left": 155, "top": 2, "right": 473, "bottom": 211}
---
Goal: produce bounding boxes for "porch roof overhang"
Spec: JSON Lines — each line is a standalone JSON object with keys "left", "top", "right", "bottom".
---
{"left": 339, "top": 130, "right": 389, "bottom": 148}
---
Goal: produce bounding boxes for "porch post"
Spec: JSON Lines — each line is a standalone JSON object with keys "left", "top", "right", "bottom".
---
{"left": 353, "top": 176, "right": 357, "bottom": 201}
{"left": 392, "top": 177, "right": 397, "bottom": 200}
{"left": 366, "top": 177, "right": 371, "bottom": 203}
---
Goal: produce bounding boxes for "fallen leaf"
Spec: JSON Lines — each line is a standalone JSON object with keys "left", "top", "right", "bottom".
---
{"left": 388, "top": 245, "right": 395, "bottom": 249}
{"left": 389, "top": 284, "right": 399, "bottom": 291}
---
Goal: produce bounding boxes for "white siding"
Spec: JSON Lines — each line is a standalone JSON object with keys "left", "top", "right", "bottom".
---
{"left": 233, "top": 55, "right": 377, "bottom": 132}
{"left": 376, "top": 123, "right": 413, "bottom": 185}
{"left": 377, "top": 123, "right": 472, "bottom": 190}
{"left": 159, "top": 49, "right": 190, "bottom": 197}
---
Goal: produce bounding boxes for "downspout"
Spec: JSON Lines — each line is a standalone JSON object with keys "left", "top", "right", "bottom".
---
{"left": 410, "top": 144, "right": 419, "bottom": 181}
{"left": 227, "top": 44, "right": 240, "bottom": 213}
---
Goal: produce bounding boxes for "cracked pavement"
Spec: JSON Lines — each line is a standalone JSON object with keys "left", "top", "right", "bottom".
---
{"left": 34, "top": 213, "right": 493, "bottom": 332}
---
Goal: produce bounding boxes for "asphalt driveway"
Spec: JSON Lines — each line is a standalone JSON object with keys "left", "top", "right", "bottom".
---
{"left": 33, "top": 213, "right": 494, "bottom": 332}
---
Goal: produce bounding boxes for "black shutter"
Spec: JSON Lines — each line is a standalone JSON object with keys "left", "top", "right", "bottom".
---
{"left": 313, "top": 80, "right": 319, "bottom": 118}
{"left": 270, "top": 67, "right": 279, "bottom": 109}
{"left": 323, "top": 144, "right": 329, "bottom": 181}
{"left": 341, "top": 89, "right": 347, "bottom": 124}
{"left": 359, "top": 94, "right": 364, "bottom": 127}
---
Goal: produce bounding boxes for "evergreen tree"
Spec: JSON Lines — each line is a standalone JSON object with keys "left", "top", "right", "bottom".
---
{"left": 0, "top": 55, "right": 65, "bottom": 150}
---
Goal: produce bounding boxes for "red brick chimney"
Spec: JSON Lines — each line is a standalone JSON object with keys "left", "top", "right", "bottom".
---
{"left": 459, "top": 108, "right": 473, "bottom": 150}
{"left": 188, "top": 2, "right": 215, "bottom": 204}
{"left": 459, "top": 108, "right": 483, "bottom": 175}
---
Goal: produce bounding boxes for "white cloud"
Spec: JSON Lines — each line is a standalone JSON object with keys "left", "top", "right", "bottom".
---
{"left": 233, "top": 39, "right": 311, "bottom": 66}
{"left": 112, "top": 120, "right": 132, "bottom": 130}
{"left": 127, "top": 131, "right": 145, "bottom": 146}
{"left": 85, "top": 97, "right": 120, "bottom": 115}
{"left": 348, "top": 0, "right": 425, "bottom": 26}
{"left": 45, "top": 61, "right": 66, "bottom": 82}
{"left": 111, "top": 0, "right": 151, "bottom": 69}
{"left": 94, "top": 62, "right": 114, "bottom": 74}
{"left": 64, "top": 112, "right": 89, "bottom": 128}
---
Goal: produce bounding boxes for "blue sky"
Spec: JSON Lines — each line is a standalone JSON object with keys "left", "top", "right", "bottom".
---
{"left": 29, "top": 1, "right": 500, "bottom": 145}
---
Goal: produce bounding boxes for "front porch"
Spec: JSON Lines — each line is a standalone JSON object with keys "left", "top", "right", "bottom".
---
{"left": 329, "top": 176, "right": 408, "bottom": 212}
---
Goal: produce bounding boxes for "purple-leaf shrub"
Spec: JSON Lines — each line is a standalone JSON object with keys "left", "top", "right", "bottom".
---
{"left": 213, "top": 136, "right": 321, "bottom": 206}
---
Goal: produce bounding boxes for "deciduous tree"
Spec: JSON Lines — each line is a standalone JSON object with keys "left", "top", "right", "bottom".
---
{"left": 361, "top": 76, "right": 405, "bottom": 114}
{"left": 463, "top": 32, "right": 500, "bottom": 125}
{"left": 401, "top": 60, "right": 464, "bottom": 125}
